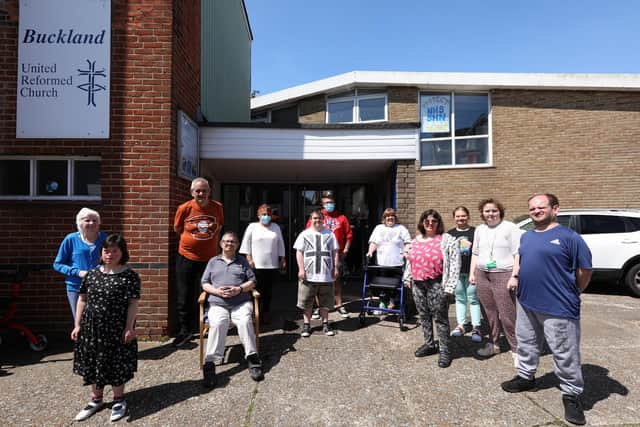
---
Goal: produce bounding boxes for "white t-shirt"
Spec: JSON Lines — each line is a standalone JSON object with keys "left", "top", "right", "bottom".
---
{"left": 368, "top": 223, "right": 411, "bottom": 266}
{"left": 239, "top": 222, "right": 286, "bottom": 269}
{"left": 293, "top": 227, "right": 338, "bottom": 283}
{"left": 472, "top": 220, "right": 522, "bottom": 272}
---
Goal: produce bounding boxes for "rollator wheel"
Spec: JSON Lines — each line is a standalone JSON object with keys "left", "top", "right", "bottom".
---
{"left": 399, "top": 317, "right": 407, "bottom": 332}
{"left": 29, "top": 334, "right": 48, "bottom": 352}
{"left": 358, "top": 312, "right": 366, "bottom": 327}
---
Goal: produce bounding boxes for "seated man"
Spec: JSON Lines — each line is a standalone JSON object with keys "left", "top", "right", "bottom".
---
{"left": 200, "top": 231, "right": 263, "bottom": 388}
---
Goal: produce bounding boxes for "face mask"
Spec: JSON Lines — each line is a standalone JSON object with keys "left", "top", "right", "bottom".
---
{"left": 260, "top": 215, "right": 271, "bottom": 225}
{"left": 324, "top": 203, "right": 335, "bottom": 213}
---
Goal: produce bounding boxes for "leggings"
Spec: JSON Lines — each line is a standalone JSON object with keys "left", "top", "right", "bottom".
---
{"left": 412, "top": 279, "right": 450, "bottom": 353}
{"left": 453, "top": 273, "right": 481, "bottom": 327}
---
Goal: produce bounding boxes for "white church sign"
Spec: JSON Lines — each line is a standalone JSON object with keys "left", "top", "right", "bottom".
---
{"left": 16, "top": 0, "right": 111, "bottom": 138}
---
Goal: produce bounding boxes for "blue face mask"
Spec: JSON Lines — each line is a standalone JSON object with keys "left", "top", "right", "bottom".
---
{"left": 324, "top": 203, "right": 335, "bottom": 213}
{"left": 260, "top": 215, "right": 271, "bottom": 225}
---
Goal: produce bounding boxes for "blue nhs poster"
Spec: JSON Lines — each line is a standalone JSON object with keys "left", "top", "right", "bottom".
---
{"left": 421, "top": 95, "right": 450, "bottom": 133}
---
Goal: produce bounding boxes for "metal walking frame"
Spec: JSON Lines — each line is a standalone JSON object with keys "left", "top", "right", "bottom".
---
{"left": 358, "top": 257, "right": 407, "bottom": 331}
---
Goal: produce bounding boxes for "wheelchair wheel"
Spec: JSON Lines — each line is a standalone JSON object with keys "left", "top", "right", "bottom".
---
{"left": 358, "top": 312, "right": 366, "bottom": 327}
{"left": 29, "top": 334, "right": 48, "bottom": 352}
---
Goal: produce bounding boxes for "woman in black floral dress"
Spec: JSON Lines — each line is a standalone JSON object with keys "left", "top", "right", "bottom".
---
{"left": 71, "top": 234, "right": 140, "bottom": 422}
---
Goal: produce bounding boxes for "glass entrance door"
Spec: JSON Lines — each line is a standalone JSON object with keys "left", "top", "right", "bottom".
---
{"left": 222, "top": 183, "right": 376, "bottom": 280}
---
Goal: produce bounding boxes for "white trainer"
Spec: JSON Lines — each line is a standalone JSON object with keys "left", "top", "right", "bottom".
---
{"left": 75, "top": 400, "right": 104, "bottom": 421}
{"left": 110, "top": 400, "right": 128, "bottom": 422}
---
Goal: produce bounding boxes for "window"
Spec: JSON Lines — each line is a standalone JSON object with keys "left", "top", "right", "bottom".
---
{"left": 580, "top": 215, "right": 626, "bottom": 234}
{"left": 326, "top": 90, "right": 387, "bottom": 123}
{"left": 419, "top": 92, "right": 490, "bottom": 168}
{"left": 0, "top": 157, "right": 101, "bottom": 200}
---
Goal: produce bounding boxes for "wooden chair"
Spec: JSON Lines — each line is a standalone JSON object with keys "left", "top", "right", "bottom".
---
{"left": 198, "top": 289, "right": 261, "bottom": 369}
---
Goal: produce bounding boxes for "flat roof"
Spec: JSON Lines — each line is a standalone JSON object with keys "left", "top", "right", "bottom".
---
{"left": 251, "top": 71, "right": 640, "bottom": 110}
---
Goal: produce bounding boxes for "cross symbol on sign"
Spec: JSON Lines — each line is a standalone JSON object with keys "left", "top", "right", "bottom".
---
{"left": 305, "top": 234, "right": 331, "bottom": 274}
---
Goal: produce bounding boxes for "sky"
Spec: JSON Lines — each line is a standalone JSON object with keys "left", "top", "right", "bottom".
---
{"left": 245, "top": 0, "right": 640, "bottom": 95}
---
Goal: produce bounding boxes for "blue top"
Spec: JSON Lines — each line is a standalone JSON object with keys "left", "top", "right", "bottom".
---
{"left": 53, "top": 232, "right": 107, "bottom": 292}
{"left": 518, "top": 225, "right": 592, "bottom": 319}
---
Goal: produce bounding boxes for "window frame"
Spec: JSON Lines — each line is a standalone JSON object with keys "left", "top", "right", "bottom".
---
{"left": 418, "top": 91, "right": 493, "bottom": 170}
{"left": 326, "top": 90, "right": 388, "bottom": 124}
{"left": 0, "top": 155, "right": 101, "bottom": 201}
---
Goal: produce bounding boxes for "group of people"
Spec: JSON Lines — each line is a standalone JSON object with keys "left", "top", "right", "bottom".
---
{"left": 52, "top": 176, "right": 592, "bottom": 425}
{"left": 365, "top": 195, "right": 591, "bottom": 425}
{"left": 53, "top": 209, "right": 139, "bottom": 422}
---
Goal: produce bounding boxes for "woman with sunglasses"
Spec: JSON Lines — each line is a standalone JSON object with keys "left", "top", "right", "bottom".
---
{"left": 404, "top": 209, "right": 460, "bottom": 368}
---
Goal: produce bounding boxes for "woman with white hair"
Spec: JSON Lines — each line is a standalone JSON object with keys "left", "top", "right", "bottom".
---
{"left": 53, "top": 207, "right": 107, "bottom": 321}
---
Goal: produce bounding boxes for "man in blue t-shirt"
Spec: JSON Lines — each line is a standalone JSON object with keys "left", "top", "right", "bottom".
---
{"left": 501, "top": 193, "right": 592, "bottom": 426}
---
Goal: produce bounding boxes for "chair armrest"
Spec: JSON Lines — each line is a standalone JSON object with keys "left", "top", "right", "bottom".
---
{"left": 198, "top": 291, "right": 207, "bottom": 304}
{"left": 251, "top": 289, "right": 261, "bottom": 299}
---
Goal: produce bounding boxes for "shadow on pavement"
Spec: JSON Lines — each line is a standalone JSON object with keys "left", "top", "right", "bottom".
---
{"left": 127, "top": 337, "right": 301, "bottom": 422}
{"left": 0, "top": 332, "right": 73, "bottom": 368}
{"left": 125, "top": 379, "right": 208, "bottom": 422}
{"left": 137, "top": 341, "right": 180, "bottom": 360}
{"left": 584, "top": 280, "right": 630, "bottom": 297}
{"left": 581, "top": 364, "right": 629, "bottom": 409}
{"left": 533, "top": 363, "right": 629, "bottom": 410}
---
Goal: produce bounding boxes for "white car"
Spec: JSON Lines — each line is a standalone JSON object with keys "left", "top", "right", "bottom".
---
{"left": 516, "top": 209, "right": 640, "bottom": 297}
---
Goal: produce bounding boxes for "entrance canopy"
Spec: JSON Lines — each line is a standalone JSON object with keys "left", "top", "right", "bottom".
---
{"left": 200, "top": 125, "right": 417, "bottom": 182}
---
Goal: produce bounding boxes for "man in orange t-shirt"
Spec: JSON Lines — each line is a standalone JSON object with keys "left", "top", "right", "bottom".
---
{"left": 173, "top": 177, "right": 224, "bottom": 347}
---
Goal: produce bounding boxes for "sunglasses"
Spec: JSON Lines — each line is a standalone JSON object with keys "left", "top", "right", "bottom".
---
{"left": 423, "top": 219, "right": 439, "bottom": 224}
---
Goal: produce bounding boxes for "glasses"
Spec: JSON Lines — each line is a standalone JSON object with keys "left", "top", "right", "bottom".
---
{"left": 423, "top": 219, "right": 439, "bottom": 224}
{"left": 221, "top": 240, "right": 238, "bottom": 244}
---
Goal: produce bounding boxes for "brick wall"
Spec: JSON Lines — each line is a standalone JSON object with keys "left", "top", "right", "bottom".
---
{"left": 414, "top": 89, "right": 640, "bottom": 229}
{"left": 297, "top": 87, "right": 419, "bottom": 124}
{"left": 388, "top": 87, "right": 418, "bottom": 122}
{"left": 395, "top": 160, "right": 416, "bottom": 236}
{"left": 168, "top": 0, "right": 201, "bottom": 334}
{"left": 0, "top": 0, "right": 201, "bottom": 338}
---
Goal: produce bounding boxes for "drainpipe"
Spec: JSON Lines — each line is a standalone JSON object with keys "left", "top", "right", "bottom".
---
{"left": 391, "top": 161, "right": 397, "bottom": 210}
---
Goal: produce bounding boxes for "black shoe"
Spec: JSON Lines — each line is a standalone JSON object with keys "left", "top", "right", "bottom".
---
{"left": 414, "top": 343, "right": 438, "bottom": 357}
{"left": 437, "top": 351, "right": 452, "bottom": 368}
{"left": 501, "top": 375, "right": 537, "bottom": 393}
{"left": 202, "top": 362, "right": 217, "bottom": 389}
{"left": 563, "top": 394, "right": 586, "bottom": 425}
{"left": 173, "top": 333, "right": 191, "bottom": 348}
{"left": 246, "top": 353, "right": 264, "bottom": 382}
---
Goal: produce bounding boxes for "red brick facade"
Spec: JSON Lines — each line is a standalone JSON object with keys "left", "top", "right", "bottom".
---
{"left": 0, "top": 0, "right": 201, "bottom": 338}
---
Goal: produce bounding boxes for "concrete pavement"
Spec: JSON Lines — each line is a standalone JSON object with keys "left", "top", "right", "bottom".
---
{"left": 0, "top": 282, "right": 638, "bottom": 426}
